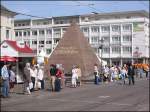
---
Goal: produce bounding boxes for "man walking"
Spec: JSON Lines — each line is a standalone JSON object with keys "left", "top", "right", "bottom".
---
{"left": 1, "top": 62, "right": 11, "bottom": 98}
{"left": 128, "top": 63, "right": 135, "bottom": 85}
{"left": 23, "top": 63, "right": 31, "bottom": 95}
{"left": 49, "top": 64, "right": 57, "bottom": 91}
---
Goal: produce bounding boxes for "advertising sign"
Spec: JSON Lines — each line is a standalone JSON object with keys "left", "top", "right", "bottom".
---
{"left": 133, "top": 22, "right": 144, "bottom": 32}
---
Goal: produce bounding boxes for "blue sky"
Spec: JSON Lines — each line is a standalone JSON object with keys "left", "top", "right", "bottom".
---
{"left": 2, "top": 1, "right": 149, "bottom": 19}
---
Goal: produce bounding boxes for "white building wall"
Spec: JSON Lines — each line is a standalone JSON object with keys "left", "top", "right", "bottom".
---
{"left": 13, "top": 11, "right": 149, "bottom": 65}
{"left": 0, "top": 13, "right": 15, "bottom": 42}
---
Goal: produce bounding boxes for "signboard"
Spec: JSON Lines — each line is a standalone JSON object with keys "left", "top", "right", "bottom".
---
{"left": 55, "top": 47, "right": 79, "bottom": 55}
{"left": 133, "top": 22, "right": 144, "bottom": 32}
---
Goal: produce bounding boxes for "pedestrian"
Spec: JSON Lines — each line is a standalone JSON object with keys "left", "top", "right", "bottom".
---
{"left": 119, "top": 67, "right": 127, "bottom": 85}
{"left": 127, "top": 63, "right": 135, "bottom": 85}
{"left": 9, "top": 66, "right": 16, "bottom": 93}
{"left": 55, "top": 64, "right": 62, "bottom": 91}
{"left": 49, "top": 64, "right": 57, "bottom": 91}
{"left": 72, "top": 65, "right": 78, "bottom": 88}
{"left": 94, "top": 64, "right": 100, "bottom": 84}
{"left": 30, "top": 65, "right": 37, "bottom": 92}
{"left": 103, "top": 65, "right": 109, "bottom": 83}
{"left": 110, "top": 65, "right": 114, "bottom": 82}
{"left": 1, "top": 62, "right": 11, "bottom": 98}
{"left": 23, "top": 62, "right": 32, "bottom": 95}
{"left": 37, "top": 65, "right": 44, "bottom": 90}
{"left": 59, "top": 65, "right": 65, "bottom": 89}
{"left": 143, "top": 65, "right": 149, "bottom": 78}
{"left": 138, "top": 64, "right": 143, "bottom": 78}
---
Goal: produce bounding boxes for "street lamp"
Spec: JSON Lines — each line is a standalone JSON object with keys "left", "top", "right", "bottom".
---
{"left": 98, "top": 38, "right": 104, "bottom": 75}
{"left": 135, "top": 47, "right": 139, "bottom": 63}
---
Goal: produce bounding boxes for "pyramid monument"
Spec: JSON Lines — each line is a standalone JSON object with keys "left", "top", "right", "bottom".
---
{"left": 48, "top": 22, "right": 100, "bottom": 80}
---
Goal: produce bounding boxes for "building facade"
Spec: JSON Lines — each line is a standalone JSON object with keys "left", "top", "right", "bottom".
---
{"left": 0, "top": 5, "right": 17, "bottom": 42}
{"left": 14, "top": 10, "right": 149, "bottom": 66}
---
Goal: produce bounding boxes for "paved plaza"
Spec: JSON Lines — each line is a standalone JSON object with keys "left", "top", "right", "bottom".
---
{"left": 1, "top": 78, "right": 149, "bottom": 111}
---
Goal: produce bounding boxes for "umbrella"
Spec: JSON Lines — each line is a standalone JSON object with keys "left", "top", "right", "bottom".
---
{"left": 0, "top": 56, "right": 18, "bottom": 62}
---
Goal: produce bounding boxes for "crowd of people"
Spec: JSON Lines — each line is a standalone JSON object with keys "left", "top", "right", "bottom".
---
{"left": 0, "top": 62, "right": 82, "bottom": 98}
{"left": 0, "top": 61, "right": 149, "bottom": 98}
{"left": 94, "top": 63, "right": 150, "bottom": 85}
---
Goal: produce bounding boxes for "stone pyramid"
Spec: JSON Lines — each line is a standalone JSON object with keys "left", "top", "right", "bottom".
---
{"left": 48, "top": 22, "right": 100, "bottom": 80}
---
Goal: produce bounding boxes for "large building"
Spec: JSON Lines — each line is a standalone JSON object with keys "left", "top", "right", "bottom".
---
{"left": 14, "top": 10, "right": 149, "bottom": 66}
{"left": 0, "top": 5, "right": 17, "bottom": 42}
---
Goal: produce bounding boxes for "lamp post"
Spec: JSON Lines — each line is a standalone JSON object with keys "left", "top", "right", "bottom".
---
{"left": 135, "top": 47, "right": 139, "bottom": 63}
{"left": 98, "top": 38, "right": 104, "bottom": 75}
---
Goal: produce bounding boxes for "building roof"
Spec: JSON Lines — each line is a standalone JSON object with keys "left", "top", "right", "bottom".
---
{"left": 81, "top": 10, "right": 149, "bottom": 18}
{"left": 2, "top": 40, "right": 33, "bottom": 53}
{"left": 0, "top": 5, "right": 17, "bottom": 16}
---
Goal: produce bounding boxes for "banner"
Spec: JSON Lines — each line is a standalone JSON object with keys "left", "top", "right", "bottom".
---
{"left": 133, "top": 22, "right": 144, "bottom": 32}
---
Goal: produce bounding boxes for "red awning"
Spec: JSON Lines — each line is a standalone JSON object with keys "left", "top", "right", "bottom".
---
{"left": 0, "top": 56, "right": 18, "bottom": 62}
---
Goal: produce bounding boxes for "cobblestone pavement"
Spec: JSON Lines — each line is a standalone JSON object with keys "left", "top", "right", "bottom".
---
{"left": 1, "top": 77, "right": 149, "bottom": 111}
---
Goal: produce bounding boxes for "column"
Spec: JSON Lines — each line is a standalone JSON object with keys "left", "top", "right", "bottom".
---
{"left": 131, "top": 23, "right": 134, "bottom": 64}
{"left": 51, "top": 28, "right": 54, "bottom": 52}
{"left": 99, "top": 26, "right": 101, "bottom": 58}
{"left": 44, "top": 29, "right": 46, "bottom": 53}
{"left": 37, "top": 29, "right": 39, "bottom": 56}
{"left": 120, "top": 24, "right": 123, "bottom": 66}
{"left": 109, "top": 24, "right": 112, "bottom": 62}
{"left": 89, "top": 26, "right": 92, "bottom": 44}
{"left": 60, "top": 27, "right": 63, "bottom": 38}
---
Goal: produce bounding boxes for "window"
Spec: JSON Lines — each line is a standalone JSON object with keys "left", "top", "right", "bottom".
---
{"left": 19, "top": 31, "right": 22, "bottom": 37}
{"left": 91, "top": 36, "right": 99, "bottom": 43}
{"left": 15, "top": 31, "right": 18, "bottom": 37}
{"left": 62, "top": 28, "right": 67, "bottom": 34}
{"left": 102, "top": 36, "right": 109, "bottom": 43}
{"left": 91, "top": 27, "right": 99, "bottom": 32}
{"left": 54, "top": 29, "right": 61, "bottom": 37}
{"left": 32, "top": 30, "right": 37, "bottom": 36}
{"left": 46, "top": 40, "right": 52, "bottom": 44}
{"left": 46, "top": 49, "right": 51, "bottom": 54}
{"left": 27, "top": 31, "right": 30, "bottom": 36}
{"left": 54, "top": 39, "right": 60, "bottom": 44}
{"left": 112, "top": 47, "right": 121, "bottom": 54}
{"left": 6, "top": 30, "right": 9, "bottom": 39}
{"left": 81, "top": 27, "right": 89, "bottom": 33}
{"left": 123, "top": 46, "right": 132, "bottom": 53}
{"left": 39, "top": 30, "right": 45, "bottom": 35}
{"left": 32, "top": 40, "right": 37, "bottom": 44}
{"left": 112, "top": 36, "right": 121, "bottom": 43}
{"left": 46, "top": 29, "right": 52, "bottom": 34}
{"left": 43, "top": 21, "right": 48, "bottom": 25}
{"left": 39, "top": 40, "right": 44, "bottom": 44}
{"left": 123, "top": 35, "right": 132, "bottom": 42}
{"left": 103, "top": 47, "right": 110, "bottom": 53}
{"left": 112, "top": 25, "right": 121, "bottom": 32}
{"left": 122, "top": 24, "right": 132, "bottom": 31}
{"left": 101, "top": 26, "right": 110, "bottom": 32}
{"left": 23, "top": 31, "right": 27, "bottom": 36}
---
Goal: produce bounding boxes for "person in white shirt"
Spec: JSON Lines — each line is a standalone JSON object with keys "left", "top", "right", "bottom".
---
{"left": 37, "top": 65, "right": 44, "bottom": 90}
{"left": 30, "top": 65, "right": 37, "bottom": 92}
{"left": 119, "top": 67, "right": 127, "bottom": 85}
{"left": 72, "top": 65, "right": 78, "bottom": 88}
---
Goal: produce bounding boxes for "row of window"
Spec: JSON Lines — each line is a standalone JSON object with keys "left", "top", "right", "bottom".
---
{"left": 15, "top": 28, "right": 67, "bottom": 37}
{"left": 24, "top": 39, "right": 60, "bottom": 46}
{"left": 91, "top": 35, "right": 132, "bottom": 43}
{"left": 101, "top": 46, "right": 132, "bottom": 53}
{"left": 82, "top": 24, "right": 132, "bottom": 33}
